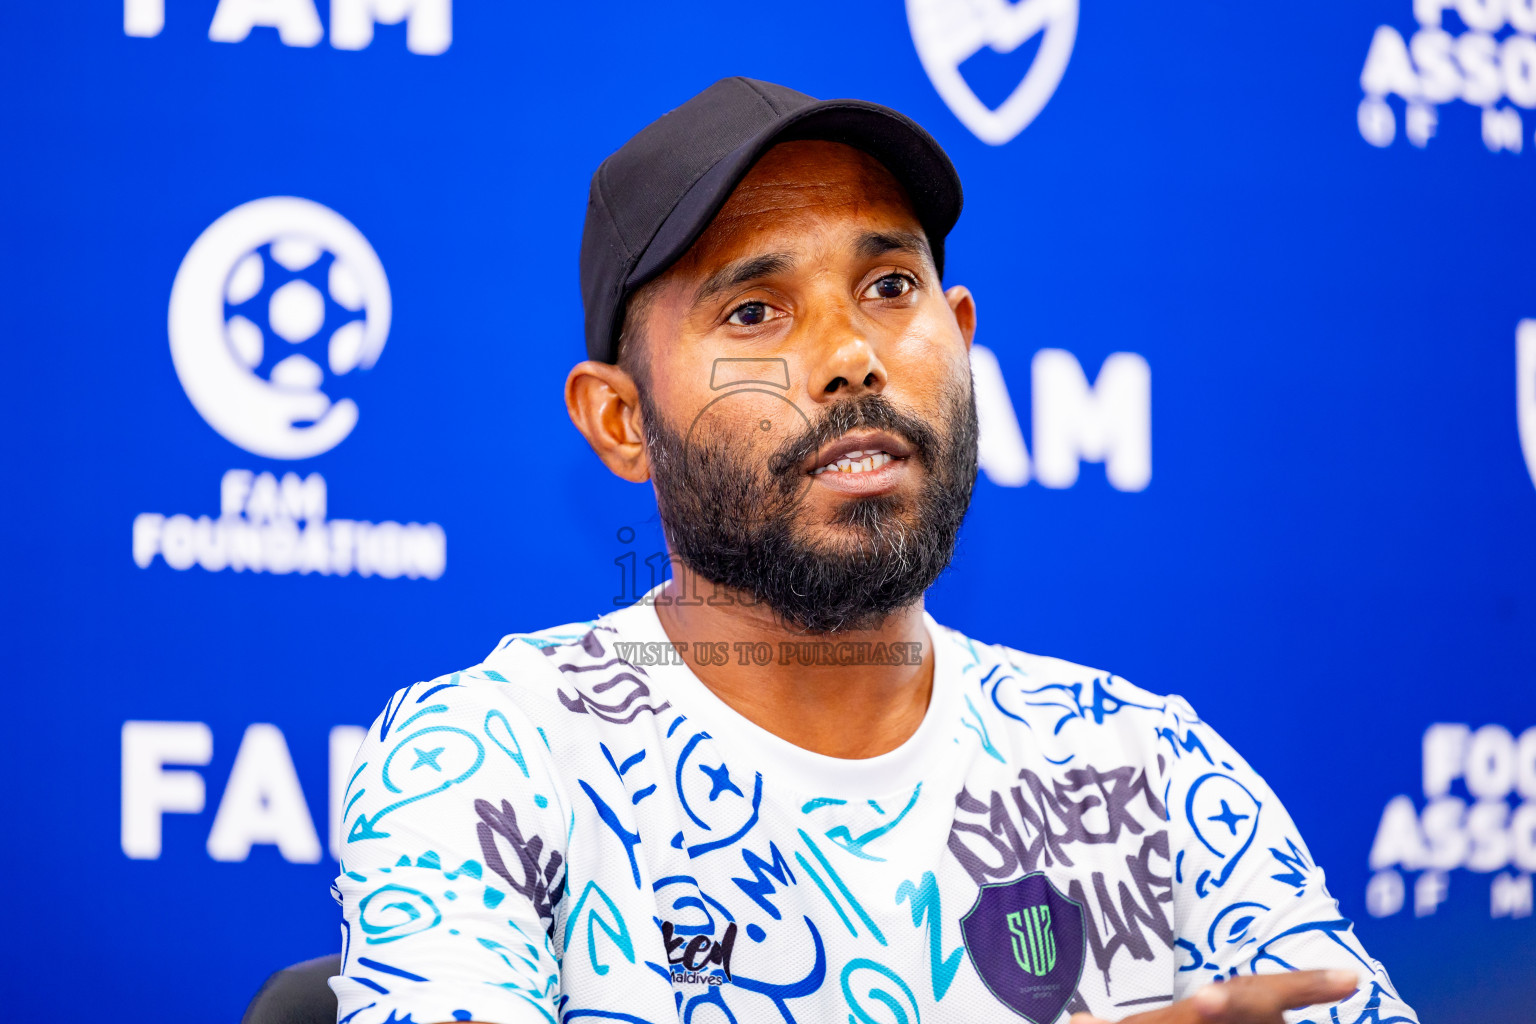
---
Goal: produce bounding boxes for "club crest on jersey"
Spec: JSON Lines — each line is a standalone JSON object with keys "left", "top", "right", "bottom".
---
{"left": 961, "top": 872, "right": 1086, "bottom": 1023}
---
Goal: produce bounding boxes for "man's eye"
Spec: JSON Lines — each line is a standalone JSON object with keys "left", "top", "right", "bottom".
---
{"left": 866, "top": 274, "right": 913, "bottom": 300}
{"left": 727, "top": 302, "right": 770, "bottom": 327}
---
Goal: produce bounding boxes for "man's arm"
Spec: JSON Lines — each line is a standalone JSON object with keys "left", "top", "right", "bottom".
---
{"left": 330, "top": 673, "right": 569, "bottom": 1024}
{"left": 1156, "top": 695, "right": 1417, "bottom": 1023}
{"left": 1071, "top": 970, "right": 1359, "bottom": 1024}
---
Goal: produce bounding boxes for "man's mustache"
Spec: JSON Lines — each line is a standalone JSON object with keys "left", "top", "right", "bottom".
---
{"left": 765, "top": 394, "right": 939, "bottom": 481}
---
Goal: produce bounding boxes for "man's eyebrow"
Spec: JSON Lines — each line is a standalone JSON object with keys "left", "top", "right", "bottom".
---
{"left": 855, "top": 230, "right": 933, "bottom": 265}
{"left": 693, "top": 252, "right": 797, "bottom": 305}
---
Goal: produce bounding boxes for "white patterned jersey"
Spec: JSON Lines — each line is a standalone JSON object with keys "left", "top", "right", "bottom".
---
{"left": 330, "top": 597, "right": 1417, "bottom": 1024}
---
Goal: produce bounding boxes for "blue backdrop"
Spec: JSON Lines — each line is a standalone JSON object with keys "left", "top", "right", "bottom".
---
{"left": 1, "top": 2, "right": 1531, "bottom": 1020}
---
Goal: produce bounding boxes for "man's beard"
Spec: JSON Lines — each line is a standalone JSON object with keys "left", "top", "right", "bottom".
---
{"left": 640, "top": 378, "right": 979, "bottom": 634}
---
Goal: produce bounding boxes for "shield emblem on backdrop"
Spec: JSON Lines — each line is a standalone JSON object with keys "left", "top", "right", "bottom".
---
{"left": 905, "top": 0, "right": 1078, "bottom": 146}
{"left": 960, "top": 872, "right": 1087, "bottom": 1023}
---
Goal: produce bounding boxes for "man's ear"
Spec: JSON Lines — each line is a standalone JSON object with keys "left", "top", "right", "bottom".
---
{"left": 945, "top": 285, "right": 976, "bottom": 350}
{"left": 565, "top": 360, "right": 651, "bottom": 482}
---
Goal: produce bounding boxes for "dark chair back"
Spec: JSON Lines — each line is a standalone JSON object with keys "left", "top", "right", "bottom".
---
{"left": 241, "top": 954, "right": 341, "bottom": 1024}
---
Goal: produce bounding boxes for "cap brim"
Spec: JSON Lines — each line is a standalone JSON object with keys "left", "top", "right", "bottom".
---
{"left": 627, "top": 98, "right": 963, "bottom": 292}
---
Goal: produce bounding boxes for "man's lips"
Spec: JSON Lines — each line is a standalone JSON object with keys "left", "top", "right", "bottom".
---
{"left": 802, "top": 431, "right": 915, "bottom": 496}
{"left": 804, "top": 430, "right": 915, "bottom": 474}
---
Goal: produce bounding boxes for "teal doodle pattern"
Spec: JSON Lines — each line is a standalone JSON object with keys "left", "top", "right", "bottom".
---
{"left": 825, "top": 783, "right": 922, "bottom": 861}
{"left": 895, "top": 872, "right": 965, "bottom": 1002}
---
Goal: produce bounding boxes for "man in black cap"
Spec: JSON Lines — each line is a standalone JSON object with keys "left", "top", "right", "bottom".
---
{"left": 330, "top": 78, "right": 1417, "bottom": 1024}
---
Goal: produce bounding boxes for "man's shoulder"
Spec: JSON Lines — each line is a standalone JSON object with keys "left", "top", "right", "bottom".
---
{"left": 932, "top": 618, "right": 1193, "bottom": 741}
{"left": 415, "top": 607, "right": 674, "bottom": 730}
{"left": 356, "top": 612, "right": 616, "bottom": 722}
{"left": 479, "top": 614, "right": 612, "bottom": 677}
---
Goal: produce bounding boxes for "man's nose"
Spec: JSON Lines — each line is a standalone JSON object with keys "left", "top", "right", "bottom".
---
{"left": 808, "top": 323, "right": 888, "bottom": 402}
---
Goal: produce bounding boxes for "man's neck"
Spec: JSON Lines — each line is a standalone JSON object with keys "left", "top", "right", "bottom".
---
{"left": 651, "top": 566, "right": 935, "bottom": 759}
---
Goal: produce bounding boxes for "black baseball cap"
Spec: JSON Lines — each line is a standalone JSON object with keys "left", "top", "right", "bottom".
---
{"left": 579, "top": 76, "right": 964, "bottom": 363}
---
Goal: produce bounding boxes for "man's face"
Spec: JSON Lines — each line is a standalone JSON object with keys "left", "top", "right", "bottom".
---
{"left": 627, "top": 140, "right": 979, "bottom": 632}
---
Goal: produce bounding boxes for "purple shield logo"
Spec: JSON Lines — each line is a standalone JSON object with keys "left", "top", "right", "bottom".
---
{"left": 960, "top": 872, "right": 1086, "bottom": 1024}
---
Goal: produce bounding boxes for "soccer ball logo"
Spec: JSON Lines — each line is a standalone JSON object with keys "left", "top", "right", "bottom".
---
{"left": 225, "top": 239, "right": 370, "bottom": 397}
{"left": 169, "top": 197, "right": 391, "bottom": 459}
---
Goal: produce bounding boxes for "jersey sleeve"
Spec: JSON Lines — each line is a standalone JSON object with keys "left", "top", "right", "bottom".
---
{"left": 1158, "top": 695, "right": 1418, "bottom": 1023}
{"left": 329, "top": 670, "right": 571, "bottom": 1024}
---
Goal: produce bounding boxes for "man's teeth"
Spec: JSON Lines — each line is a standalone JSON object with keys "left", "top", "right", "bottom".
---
{"left": 811, "top": 450, "right": 894, "bottom": 476}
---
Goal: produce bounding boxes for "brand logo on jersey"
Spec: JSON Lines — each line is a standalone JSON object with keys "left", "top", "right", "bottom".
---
{"left": 1007, "top": 904, "right": 1058, "bottom": 976}
{"left": 962, "top": 873, "right": 1085, "bottom": 1024}
{"left": 169, "top": 197, "right": 391, "bottom": 460}
{"left": 660, "top": 920, "right": 737, "bottom": 985}
{"left": 905, "top": 0, "right": 1078, "bottom": 145}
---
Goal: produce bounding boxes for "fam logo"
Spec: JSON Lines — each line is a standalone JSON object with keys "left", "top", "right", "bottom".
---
{"left": 122, "top": 720, "right": 366, "bottom": 864}
{"left": 906, "top": 0, "right": 1078, "bottom": 145}
{"left": 134, "top": 198, "right": 446, "bottom": 580}
{"left": 1358, "top": 1, "right": 1536, "bottom": 152}
{"left": 961, "top": 872, "right": 1086, "bottom": 1024}
{"left": 123, "top": 0, "right": 450, "bottom": 54}
{"left": 971, "top": 345, "right": 1151, "bottom": 491}
{"left": 170, "top": 196, "right": 389, "bottom": 460}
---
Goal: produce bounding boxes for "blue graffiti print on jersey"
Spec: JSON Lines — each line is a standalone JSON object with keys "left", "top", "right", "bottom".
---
{"left": 331, "top": 596, "right": 1418, "bottom": 1024}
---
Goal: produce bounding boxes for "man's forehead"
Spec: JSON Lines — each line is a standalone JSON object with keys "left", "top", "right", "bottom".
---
{"left": 719, "top": 140, "right": 915, "bottom": 216}
{"left": 665, "top": 140, "right": 928, "bottom": 282}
